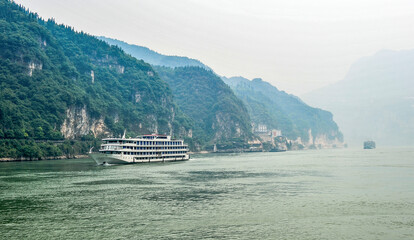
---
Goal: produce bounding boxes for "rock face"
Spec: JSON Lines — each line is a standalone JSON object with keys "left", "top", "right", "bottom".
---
{"left": 60, "top": 105, "right": 109, "bottom": 139}
{"left": 312, "top": 132, "right": 343, "bottom": 149}
{"left": 28, "top": 61, "right": 42, "bottom": 76}
{"left": 212, "top": 112, "right": 242, "bottom": 140}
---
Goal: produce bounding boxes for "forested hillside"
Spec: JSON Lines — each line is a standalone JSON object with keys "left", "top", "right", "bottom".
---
{"left": 156, "top": 66, "right": 253, "bottom": 149}
{"left": 0, "top": 0, "right": 192, "bottom": 158}
{"left": 223, "top": 77, "right": 343, "bottom": 145}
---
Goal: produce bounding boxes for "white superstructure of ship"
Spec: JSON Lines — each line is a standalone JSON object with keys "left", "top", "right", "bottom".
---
{"left": 89, "top": 134, "right": 189, "bottom": 164}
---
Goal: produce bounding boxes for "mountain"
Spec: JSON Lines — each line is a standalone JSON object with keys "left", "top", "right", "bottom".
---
{"left": 156, "top": 66, "right": 253, "bottom": 150}
{"left": 302, "top": 49, "right": 414, "bottom": 146}
{"left": 222, "top": 76, "right": 343, "bottom": 147}
{"left": 99, "top": 36, "right": 343, "bottom": 150}
{"left": 98, "top": 36, "right": 210, "bottom": 70}
{"left": 0, "top": 0, "right": 192, "bottom": 158}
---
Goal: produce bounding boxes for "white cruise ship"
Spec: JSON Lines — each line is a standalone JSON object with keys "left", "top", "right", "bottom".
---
{"left": 89, "top": 134, "right": 190, "bottom": 164}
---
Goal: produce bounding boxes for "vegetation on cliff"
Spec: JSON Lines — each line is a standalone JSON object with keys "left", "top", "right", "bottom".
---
{"left": 155, "top": 66, "right": 253, "bottom": 148}
{"left": 0, "top": 0, "right": 192, "bottom": 158}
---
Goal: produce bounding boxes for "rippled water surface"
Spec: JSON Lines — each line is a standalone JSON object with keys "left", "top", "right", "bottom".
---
{"left": 1, "top": 147, "right": 414, "bottom": 239}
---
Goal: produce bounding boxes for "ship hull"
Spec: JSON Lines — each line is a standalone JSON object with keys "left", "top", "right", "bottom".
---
{"left": 89, "top": 153, "right": 190, "bottom": 165}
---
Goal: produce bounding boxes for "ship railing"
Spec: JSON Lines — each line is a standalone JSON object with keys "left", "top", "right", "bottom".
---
{"left": 101, "top": 143, "right": 189, "bottom": 148}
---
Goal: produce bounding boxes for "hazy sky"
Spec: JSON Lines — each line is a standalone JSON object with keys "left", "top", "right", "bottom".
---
{"left": 14, "top": 0, "right": 414, "bottom": 95}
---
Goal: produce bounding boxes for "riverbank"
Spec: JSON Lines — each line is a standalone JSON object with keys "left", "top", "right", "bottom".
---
{"left": 0, "top": 154, "right": 89, "bottom": 162}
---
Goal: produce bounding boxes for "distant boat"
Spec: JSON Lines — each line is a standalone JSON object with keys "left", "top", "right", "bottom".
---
{"left": 364, "top": 141, "right": 376, "bottom": 149}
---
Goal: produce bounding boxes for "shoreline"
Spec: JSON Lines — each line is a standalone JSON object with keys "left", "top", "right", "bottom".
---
{"left": 0, "top": 154, "right": 89, "bottom": 162}
{"left": 2, "top": 146, "right": 348, "bottom": 162}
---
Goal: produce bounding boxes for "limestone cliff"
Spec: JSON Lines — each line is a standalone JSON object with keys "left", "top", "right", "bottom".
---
{"left": 60, "top": 105, "right": 109, "bottom": 139}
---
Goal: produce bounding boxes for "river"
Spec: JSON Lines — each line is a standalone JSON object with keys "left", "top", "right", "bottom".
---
{"left": 1, "top": 147, "right": 413, "bottom": 239}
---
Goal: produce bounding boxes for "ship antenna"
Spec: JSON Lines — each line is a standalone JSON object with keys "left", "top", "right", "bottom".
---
{"left": 122, "top": 129, "right": 126, "bottom": 139}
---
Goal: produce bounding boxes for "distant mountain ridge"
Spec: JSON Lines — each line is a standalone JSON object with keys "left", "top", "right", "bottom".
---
{"left": 98, "top": 36, "right": 211, "bottom": 70}
{"left": 302, "top": 49, "right": 414, "bottom": 146}
{"left": 222, "top": 76, "right": 343, "bottom": 147}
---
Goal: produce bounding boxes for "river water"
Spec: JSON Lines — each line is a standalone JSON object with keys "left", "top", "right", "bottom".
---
{"left": 1, "top": 147, "right": 413, "bottom": 239}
